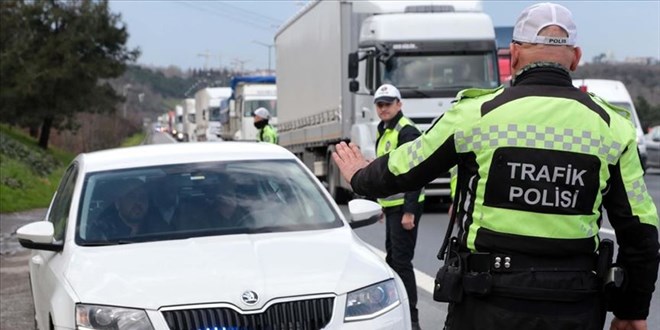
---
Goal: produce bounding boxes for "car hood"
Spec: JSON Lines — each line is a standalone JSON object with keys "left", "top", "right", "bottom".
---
{"left": 65, "top": 228, "right": 392, "bottom": 310}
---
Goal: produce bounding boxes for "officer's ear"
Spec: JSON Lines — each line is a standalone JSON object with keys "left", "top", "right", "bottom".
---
{"left": 510, "top": 42, "right": 520, "bottom": 73}
{"left": 569, "top": 46, "right": 582, "bottom": 71}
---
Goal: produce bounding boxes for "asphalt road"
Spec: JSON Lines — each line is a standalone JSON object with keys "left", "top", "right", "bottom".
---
{"left": 1, "top": 131, "right": 659, "bottom": 329}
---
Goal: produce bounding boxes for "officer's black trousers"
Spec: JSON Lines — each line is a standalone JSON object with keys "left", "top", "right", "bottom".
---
{"left": 443, "top": 270, "right": 606, "bottom": 330}
{"left": 384, "top": 206, "right": 422, "bottom": 323}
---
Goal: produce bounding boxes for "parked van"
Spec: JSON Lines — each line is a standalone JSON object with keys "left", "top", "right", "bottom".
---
{"left": 573, "top": 79, "right": 647, "bottom": 170}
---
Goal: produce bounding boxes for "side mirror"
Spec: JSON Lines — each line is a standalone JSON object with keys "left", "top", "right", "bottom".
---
{"left": 349, "top": 80, "right": 359, "bottom": 93}
{"left": 348, "top": 52, "right": 359, "bottom": 79}
{"left": 348, "top": 199, "right": 382, "bottom": 229}
{"left": 17, "top": 222, "right": 63, "bottom": 252}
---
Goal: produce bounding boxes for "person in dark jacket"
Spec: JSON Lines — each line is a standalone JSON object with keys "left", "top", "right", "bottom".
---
{"left": 373, "top": 84, "right": 425, "bottom": 330}
{"left": 89, "top": 178, "right": 170, "bottom": 241}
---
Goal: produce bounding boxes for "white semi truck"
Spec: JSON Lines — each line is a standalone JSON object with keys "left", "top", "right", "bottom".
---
{"left": 221, "top": 76, "right": 277, "bottom": 141}
{"left": 275, "top": 0, "right": 499, "bottom": 202}
{"left": 194, "top": 87, "right": 232, "bottom": 142}
{"left": 182, "top": 98, "right": 196, "bottom": 142}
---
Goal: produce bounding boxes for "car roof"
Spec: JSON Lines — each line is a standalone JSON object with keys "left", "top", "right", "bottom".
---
{"left": 76, "top": 142, "right": 296, "bottom": 173}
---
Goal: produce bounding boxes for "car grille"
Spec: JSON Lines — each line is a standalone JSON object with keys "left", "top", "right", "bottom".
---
{"left": 163, "top": 297, "right": 335, "bottom": 330}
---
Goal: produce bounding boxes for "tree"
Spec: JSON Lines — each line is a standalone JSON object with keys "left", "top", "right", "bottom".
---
{"left": 0, "top": 0, "right": 139, "bottom": 149}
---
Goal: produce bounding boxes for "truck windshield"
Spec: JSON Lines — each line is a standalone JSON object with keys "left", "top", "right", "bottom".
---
{"left": 379, "top": 53, "right": 499, "bottom": 90}
{"left": 243, "top": 100, "right": 278, "bottom": 118}
{"left": 209, "top": 107, "right": 221, "bottom": 121}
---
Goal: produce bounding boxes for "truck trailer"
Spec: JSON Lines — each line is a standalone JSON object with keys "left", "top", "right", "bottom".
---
{"left": 194, "top": 87, "right": 233, "bottom": 142}
{"left": 275, "top": 0, "right": 499, "bottom": 202}
{"left": 221, "top": 76, "right": 277, "bottom": 141}
{"left": 182, "top": 98, "right": 196, "bottom": 142}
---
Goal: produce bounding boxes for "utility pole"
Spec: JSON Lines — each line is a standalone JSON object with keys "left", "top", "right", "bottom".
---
{"left": 122, "top": 84, "right": 132, "bottom": 118}
{"left": 253, "top": 40, "right": 274, "bottom": 73}
{"left": 197, "top": 49, "right": 212, "bottom": 70}
{"left": 231, "top": 58, "right": 249, "bottom": 74}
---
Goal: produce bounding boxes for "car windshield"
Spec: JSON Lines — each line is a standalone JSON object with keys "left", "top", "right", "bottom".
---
{"left": 209, "top": 106, "right": 221, "bottom": 121}
{"left": 379, "top": 53, "right": 499, "bottom": 90}
{"left": 76, "top": 160, "right": 342, "bottom": 245}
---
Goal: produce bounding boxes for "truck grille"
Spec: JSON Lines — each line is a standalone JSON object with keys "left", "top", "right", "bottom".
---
{"left": 163, "top": 297, "right": 335, "bottom": 330}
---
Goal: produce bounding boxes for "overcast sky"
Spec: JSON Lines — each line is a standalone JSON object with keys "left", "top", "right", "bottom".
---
{"left": 108, "top": 0, "right": 660, "bottom": 71}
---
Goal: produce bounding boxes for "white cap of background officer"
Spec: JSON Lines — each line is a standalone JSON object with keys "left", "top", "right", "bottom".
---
{"left": 253, "top": 107, "right": 270, "bottom": 120}
{"left": 373, "top": 84, "right": 401, "bottom": 104}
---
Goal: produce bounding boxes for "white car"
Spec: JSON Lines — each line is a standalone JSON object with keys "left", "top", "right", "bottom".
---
{"left": 18, "top": 142, "right": 411, "bottom": 330}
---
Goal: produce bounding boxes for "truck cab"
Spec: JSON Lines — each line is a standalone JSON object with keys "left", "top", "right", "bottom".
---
{"left": 222, "top": 76, "right": 277, "bottom": 141}
{"left": 349, "top": 1, "right": 499, "bottom": 199}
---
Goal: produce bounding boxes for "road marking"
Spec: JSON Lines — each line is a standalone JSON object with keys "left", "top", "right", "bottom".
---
{"left": 365, "top": 243, "right": 435, "bottom": 295}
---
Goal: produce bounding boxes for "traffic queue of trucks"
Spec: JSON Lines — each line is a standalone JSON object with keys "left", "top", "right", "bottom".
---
{"left": 156, "top": 0, "right": 644, "bottom": 204}
{"left": 275, "top": 0, "right": 499, "bottom": 202}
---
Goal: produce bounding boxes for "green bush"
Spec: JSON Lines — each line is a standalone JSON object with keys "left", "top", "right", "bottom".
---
{"left": 0, "top": 133, "right": 61, "bottom": 176}
{"left": 0, "top": 126, "right": 73, "bottom": 213}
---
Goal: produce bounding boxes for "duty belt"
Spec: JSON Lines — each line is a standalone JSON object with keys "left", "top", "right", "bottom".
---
{"left": 467, "top": 253, "right": 597, "bottom": 273}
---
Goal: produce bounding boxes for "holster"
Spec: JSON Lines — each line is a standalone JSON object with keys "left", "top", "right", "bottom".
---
{"left": 433, "top": 237, "right": 465, "bottom": 303}
{"left": 597, "top": 239, "right": 625, "bottom": 312}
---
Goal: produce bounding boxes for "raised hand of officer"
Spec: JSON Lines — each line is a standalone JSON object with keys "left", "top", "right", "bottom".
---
{"left": 610, "top": 318, "right": 647, "bottom": 330}
{"left": 332, "top": 142, "right": 369, "bottom": 184}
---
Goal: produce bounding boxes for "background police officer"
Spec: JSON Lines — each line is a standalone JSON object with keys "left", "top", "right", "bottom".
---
{"left": 333, "top": 3, "right": 659, "bottom": 330}
{"left": 253, "top": 107, "right": 278, "bottom": 144}
{"left": 373, "top": 84, "right": 424, "bottom": 330}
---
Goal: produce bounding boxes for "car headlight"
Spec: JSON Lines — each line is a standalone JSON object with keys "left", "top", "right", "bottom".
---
{"left": 344, "top": 279, "right": 400, "bottom": 322}
{"left": 76, "top": 304, "right": 153, "bottom": 330}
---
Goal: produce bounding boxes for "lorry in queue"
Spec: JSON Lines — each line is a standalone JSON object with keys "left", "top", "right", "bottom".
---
{"left": 494, "top": 26, "right": 514, "bottom": 84}
{"left": 275, "top": 0, "right": 499, "bottom": 203}
{"left": 194, "top": 87, "right": 232, "bottom": 141}
{"left": 182, "top": 98, "right": 196, "bottom": 142}
{"left": 220, "top": 76, "right": 277, "bottom": 141}
{"left": 172, "top": 105, "right": 184, "bottom": 141}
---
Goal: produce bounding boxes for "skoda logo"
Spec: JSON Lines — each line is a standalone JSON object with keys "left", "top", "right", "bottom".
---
{"left": 241, "top": 291, "right": 259, "bottom": 305}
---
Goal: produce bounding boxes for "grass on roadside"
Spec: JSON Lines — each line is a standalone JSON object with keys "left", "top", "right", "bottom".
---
{"left": 120, "top": 132, "right": 146, "bottom": 147}
{"left": 1, "top": 125, "right": 147, "bottom": 213}
{"left": 0, "top": 125, "right": 74, "bottom": 213}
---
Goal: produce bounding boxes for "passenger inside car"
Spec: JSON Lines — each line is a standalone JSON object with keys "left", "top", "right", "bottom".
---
{"left": 86, "top": 178, "right": 171, "bottom": 241}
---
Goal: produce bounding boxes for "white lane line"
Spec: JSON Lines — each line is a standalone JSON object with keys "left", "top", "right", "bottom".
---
{"left": 365, "top": 243, "right": 435, "bottom": 295}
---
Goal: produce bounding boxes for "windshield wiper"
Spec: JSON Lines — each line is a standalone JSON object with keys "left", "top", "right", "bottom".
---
{"left": 80, "top": 240, "right": 137, "bottom": 246}
{"left": 396, "top": 87, "right": 430, "bottom": 97}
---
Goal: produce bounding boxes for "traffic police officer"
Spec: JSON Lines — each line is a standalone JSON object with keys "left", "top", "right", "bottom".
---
{"left": 333, "top": 3, "right": 659, "bottom": 330}
{"left": 253, "top": 107, "right": 278, "bottom": 144}
{"left": 373, "top": 84, "right": 424, "bottom": 330}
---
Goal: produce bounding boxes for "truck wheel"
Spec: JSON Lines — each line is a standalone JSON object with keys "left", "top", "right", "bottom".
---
{"left": 327, "top": 158, "right": 350, "bottom": 204}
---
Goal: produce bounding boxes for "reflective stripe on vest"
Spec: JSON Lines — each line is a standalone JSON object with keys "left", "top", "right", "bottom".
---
{"left": 377, "top": 115, "right": 425, "bottom": 207}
